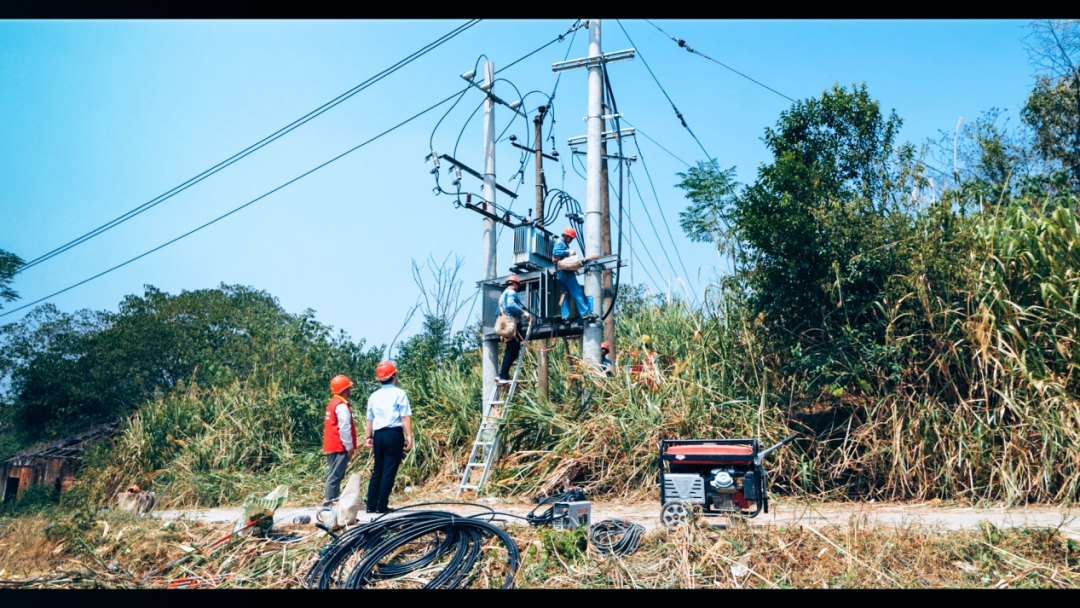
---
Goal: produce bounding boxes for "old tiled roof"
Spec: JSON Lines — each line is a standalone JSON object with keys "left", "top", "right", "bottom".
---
{"left": 3, "top": 421, "right": 121, "bottom": 467}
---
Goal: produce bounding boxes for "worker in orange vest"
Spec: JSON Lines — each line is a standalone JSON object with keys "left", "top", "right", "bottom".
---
{"left": 322, "top": 374, "right": 357, "bottom": 506}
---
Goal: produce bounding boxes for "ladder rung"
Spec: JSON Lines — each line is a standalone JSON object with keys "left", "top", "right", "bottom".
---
{"left": 460, "top": 485, "right": 479, "bottom": 490}
{"left": 473, "top": 441, "right": 494, "bottom": 446}
{"left": 488, "top": 400, "right": 505, "bottom": 405}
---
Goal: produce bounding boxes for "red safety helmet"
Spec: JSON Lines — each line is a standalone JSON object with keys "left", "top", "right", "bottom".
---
{"left": 601, "top": 342, "right": 611, "bottom": 351}
{"left": 330, "top": 374, "right": 353, "bottom": 394}
{"left": 375, "top": 361, "right": 398, "bottom": 381}
{"left": 562, "top": 227, "right": 577, "bottom": 239}
{"left": 506, "top": 275, "right": 521, "bottom": 285}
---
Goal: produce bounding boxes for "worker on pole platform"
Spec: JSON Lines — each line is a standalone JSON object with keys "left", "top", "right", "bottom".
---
{"left": 365, "top": 361, "right": 413, "bottom": 514}
{"left": 322, "top": 374, "right": 356, "bottom": 506}
{"left": 600, "top": 342, "right": 615, "bottom": 377}
{"left": 498, "top": 275, "right": 531, "bottom": 382}
{"left": 552, "top": 227, "right": 596, "bottom": 322}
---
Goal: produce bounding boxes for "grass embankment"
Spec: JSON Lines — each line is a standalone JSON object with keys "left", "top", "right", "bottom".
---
{"left": 12, "top": 192, "right": 1078, "bottom": 517}
{"left": 1, "top": 508, "right": 1078, "bottom": 589}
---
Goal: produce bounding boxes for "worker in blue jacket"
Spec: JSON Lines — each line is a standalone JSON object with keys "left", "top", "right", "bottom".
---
{"left": 552, "top": 227, "right": 595, "bottom": 322}
{"left": 498, "top": 275, "right": 531, "bottom": 381}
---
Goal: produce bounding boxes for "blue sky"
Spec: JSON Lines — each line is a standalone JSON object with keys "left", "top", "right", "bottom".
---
{"left": 0, "top": 19, "right": 1036, "bottom": 349}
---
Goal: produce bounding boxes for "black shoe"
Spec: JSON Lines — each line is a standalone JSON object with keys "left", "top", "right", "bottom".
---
{"left": 379, "top": 507, "right": 395, "bottom": 514}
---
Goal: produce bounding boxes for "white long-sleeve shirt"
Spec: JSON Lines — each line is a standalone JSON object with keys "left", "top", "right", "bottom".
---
{"left": 335, "top": 402, "right": 355, "bottom": 451}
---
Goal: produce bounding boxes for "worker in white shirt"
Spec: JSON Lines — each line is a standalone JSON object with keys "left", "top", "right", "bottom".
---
{"left": 322, "top": 374, "right": 356, "bottom": 506}
{"left": 364, "top": 361, "right": 413, "bottom": 514}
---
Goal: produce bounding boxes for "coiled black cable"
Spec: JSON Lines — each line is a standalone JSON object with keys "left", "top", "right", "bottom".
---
{"left": 589, "top": 519, "right": 645, "bottom": 556}
{"left": 306, "top": 507, "right": 521, "bottom": 589}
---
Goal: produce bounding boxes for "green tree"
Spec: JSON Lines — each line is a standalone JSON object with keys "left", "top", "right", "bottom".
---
{"left": 0, "top": 248, "right": 23, "bottom": 310}
{"left": 689, "top": 84, "right": 906, "bottom": 333}
{"left": 675, "top": 163, "right": 739, "bottom": 248}
{"left": 1023, "top": 20, "right": 1080, "bottom": 186}
{"left": 0, "top": 284, "right": 382, "bottom": 438}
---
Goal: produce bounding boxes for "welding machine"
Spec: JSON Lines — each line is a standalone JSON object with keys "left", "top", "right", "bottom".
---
{"left": 658, "top": 434, "right": 796, "bottom": 526}
{"left": 551, "top": 501, "right": 592, "bottom": 530}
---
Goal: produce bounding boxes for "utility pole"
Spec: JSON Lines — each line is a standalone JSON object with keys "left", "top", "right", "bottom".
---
{"left": 582, "top": 19, "right": 604, "bottom": 367}
{"left": 600, "top": 115, "right": 615, "bottom": 358}
{"left": 481, "top": 60, "right": 498, "bottom": 414}
{"left": 534, "top": 105, "right": 550, "bottom": 401}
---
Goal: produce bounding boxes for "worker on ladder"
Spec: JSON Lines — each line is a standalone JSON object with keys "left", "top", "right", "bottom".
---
{"left": 552, "top": 227, "right": 596, "bottom": 322}
{"left": 498, "top": 275, "right": 531, "bottom": 383}
{"left": 364, "top": 361, "right": 413, "bottom": 514}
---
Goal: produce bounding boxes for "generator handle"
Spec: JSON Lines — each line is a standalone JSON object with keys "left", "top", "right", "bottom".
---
{"left": 755, "top": 433, "right": 797, "bottom": 464}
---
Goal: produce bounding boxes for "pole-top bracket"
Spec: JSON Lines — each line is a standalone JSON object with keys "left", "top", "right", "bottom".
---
{"left": 551, "top": 49, "right": 636, "bottom": 73}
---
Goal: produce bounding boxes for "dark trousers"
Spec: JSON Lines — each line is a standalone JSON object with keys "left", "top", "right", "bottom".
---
{"left": 324, "top": 451, "right": 349, "bottom": 503}
{"left": 366, "top": 427, "right": 404, "bottom": 512}
{"left": 499, "top": 335, "right": 521, "bottom": 380}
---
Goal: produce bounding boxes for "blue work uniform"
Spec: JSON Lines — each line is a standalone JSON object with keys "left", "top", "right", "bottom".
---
{"left": 498, "top": 287, "right": 528, "bottom": 380}
{"left": 500, "top": 287, "right": 525, "bottom": 319}
{"left": 552, "top": 240, "right": 592, "bottom": 320}
{"left": 601, "top": 356, "right": 615, "bottom": 377}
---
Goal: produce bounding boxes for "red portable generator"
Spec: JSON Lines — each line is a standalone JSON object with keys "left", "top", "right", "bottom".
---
{"left": 658, "top": 434, "right": 796, "bottom": 526}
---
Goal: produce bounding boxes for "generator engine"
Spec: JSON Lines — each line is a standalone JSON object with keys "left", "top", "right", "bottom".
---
{"left": 658, "top": 435, "right": 796, "bottom": 525}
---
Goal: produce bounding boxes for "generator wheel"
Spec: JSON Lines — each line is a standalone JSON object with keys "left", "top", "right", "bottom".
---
{"left": 661, "top": 501, "right": 690, "bottom": 527}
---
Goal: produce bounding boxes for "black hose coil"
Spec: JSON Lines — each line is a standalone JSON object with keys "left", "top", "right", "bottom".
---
{"left": 588, "top": 519, "right": 645, "bottom": 556}
{"left": 306, "top": 507, "right": 521, "bottom": 589}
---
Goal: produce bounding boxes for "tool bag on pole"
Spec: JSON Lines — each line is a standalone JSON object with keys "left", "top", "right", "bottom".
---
{"left": 556, "top": 250, "right": 582, "bottom": 271}
{"left": 494, "top": 298, "right": 517, "bottom": 339}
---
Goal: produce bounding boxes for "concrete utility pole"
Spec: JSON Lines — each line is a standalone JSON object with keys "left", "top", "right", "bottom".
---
{"left": 481, "top": 60, "right": 498, "bottom": 414}
{"left": 534, "top": 106, "right": 550, "bottom": 401}
{"left": 582, "top": 19, "right": 604, "bottom": 367}
{"left": 600, "top": 118, "right": 615, "bottom": 358}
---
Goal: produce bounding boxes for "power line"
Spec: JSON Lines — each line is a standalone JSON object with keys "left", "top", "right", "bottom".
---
{"left": 15, "top": 19, "right": 482, "bottom": 275}
{"left": 2, "top": 28, "right": 588, "bottom": 319}
{"left": 608, "top": 177, "right": 663, "bottom": 294}
{"left": 643, "top": 19, "right": 797, "bottom": 104}
{"left": 632, "top": 137, "right": 699, "bottom": 304}
{"left": 615, "top": 19, "right": 717, "bottom": 172}
{"left": 621, "top": 119, "right": 691, "bottom": 168}
{"left": 0, "top": 89, "right": 469, "bottom": 319}
{"left": 614, "top": 155, "right": 676, "bottom": 282}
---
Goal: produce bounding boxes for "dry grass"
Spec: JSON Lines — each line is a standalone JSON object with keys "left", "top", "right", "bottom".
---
{"left": 2, "top": 509, "right": 1077, "bottom": 589}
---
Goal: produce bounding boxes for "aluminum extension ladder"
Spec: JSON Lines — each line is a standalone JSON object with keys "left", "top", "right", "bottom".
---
{"left": 459, "top": 319, "right": 533, "bottom": 494}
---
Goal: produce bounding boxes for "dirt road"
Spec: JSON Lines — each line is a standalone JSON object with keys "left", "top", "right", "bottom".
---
{"left": 152, "top": 499, "right": 1080, "bottom": 538}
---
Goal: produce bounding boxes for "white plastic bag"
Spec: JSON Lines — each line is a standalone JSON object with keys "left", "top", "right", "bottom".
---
{"left": 335, "top": 474, "right": 363, "bottom": 526}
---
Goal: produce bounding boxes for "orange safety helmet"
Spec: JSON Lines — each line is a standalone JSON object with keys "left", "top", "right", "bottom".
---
{"left": 600, "top": 342, "right": 611, "bottom": 351}
{"left": 375, "top": 361, "right": 398, "bottom": 381}
{"left": 506, "top": 275, "right": 521, "bottom": 286}
{"left": 562, "top": 227, "right": 577, "bottom": 239}
{"left": 330, "top": 375, "right": 353, "bottom": 394}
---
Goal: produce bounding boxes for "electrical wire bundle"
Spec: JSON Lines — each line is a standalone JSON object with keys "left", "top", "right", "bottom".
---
{"left": 525, "top": 488, "right": 586, "bottom": 527}
{"left": 588, "top": 519, "right": 645, "bottom": 556}
{"left": 305, "top": 506, "right": 521, "bottom": 589}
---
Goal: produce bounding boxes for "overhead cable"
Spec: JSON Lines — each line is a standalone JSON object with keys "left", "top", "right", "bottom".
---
{"left": 2, "top": 26, "right": 590, "bottom": 318}
{"left": 16, "top": 19, "right": 482, "bottom": 275}
{"left": 643, "top": 19, "right": 797, "bottom": 103}
{"left": 615, "top": 19, "right": 718, "bottom": 172}
{"left": 633, "top": 138, "right": 699, "bottom": 303}
{"left": 0, "top": 88, "right": 468, "bottom": 319}
{"left": 621, "top": 119, "right": 691, "bottom": 168}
